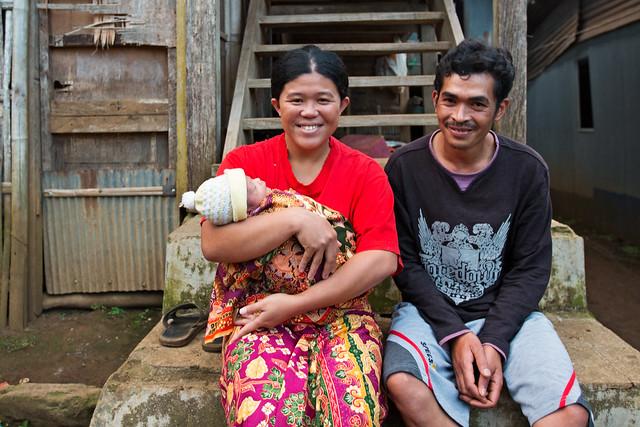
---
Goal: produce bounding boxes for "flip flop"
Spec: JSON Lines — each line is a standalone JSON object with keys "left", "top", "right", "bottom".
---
{"left": 202, "top": 337, "right": 224, "bottom": 353}
{"left": 158, "top": 302, "right": 207, "bottom": 347}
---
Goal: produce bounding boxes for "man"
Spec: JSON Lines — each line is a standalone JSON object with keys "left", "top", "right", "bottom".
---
{"left": 383, "top": 39, "right": 592, "bottom": 426}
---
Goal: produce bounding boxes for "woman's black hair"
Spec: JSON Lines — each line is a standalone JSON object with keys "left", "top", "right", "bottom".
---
{"left": 434, "top": 39, "right": 515, "bottom": 106}
{"left": 271, "top": 45, "right": 349, "bottom": 100}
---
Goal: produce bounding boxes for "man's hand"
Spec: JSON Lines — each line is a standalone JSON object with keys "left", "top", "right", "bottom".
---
{"left": 230, "top": 293, "right": 301, "bottom": 343}
{"left": 459, "top": 345, "right": 504, "bottom": 409}
{"left": 450, "top": 332, "right": 492, "bottom": 404}
{"left": 293, "top": 208, "right": 339, "bottom": 280}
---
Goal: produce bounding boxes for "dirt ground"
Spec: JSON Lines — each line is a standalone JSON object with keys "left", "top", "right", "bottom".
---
{"left": 0, "top": 223, "right": 638, "bottom": 390}
{"left": 0, "top": 306, "right": 161, "bottom": 387}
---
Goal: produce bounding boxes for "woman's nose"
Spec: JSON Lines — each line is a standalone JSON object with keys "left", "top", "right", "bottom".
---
{"left": 300, "top": 102, "right": 318, "bottom": 116}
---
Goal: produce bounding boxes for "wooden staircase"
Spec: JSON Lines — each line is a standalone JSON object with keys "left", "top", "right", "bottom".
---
{"left": 223, "top": 0, "right": 464, "bottom": 160}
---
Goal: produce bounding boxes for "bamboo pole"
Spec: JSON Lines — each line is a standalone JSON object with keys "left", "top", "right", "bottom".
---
{"left": 0, "top": 10, "right": 12, "bottom": 329}
{"left": 175, "top": 0, "right": 188, "bottom": 207}
{"left": 0, "top": 6, "right": 4, "bottom": 269}
{"left": 9, "top": 0, "right": 29, "bottom": 330}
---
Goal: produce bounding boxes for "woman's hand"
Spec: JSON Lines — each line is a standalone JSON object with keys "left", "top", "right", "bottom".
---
{"left": 230, "top": 293, "right": 302, "bottom": 343}
{"left": 292, "top": 208, "right": 339, "bottom": 280}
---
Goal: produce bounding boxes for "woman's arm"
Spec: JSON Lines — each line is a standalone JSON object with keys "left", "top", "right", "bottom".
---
{"left": 201, "top": 207, "right": 340, "bottom": 278}
{"left": 233, "top": 249, "right": 397, "bottom": 338}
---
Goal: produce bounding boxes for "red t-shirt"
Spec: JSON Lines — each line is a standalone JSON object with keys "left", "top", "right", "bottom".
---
{"left": 218, "top": 133, "right": 400, "bottom": 263}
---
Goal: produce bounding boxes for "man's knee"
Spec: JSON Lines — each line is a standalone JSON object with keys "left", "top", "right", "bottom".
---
{"left": 534, "top": 403, "right": 589, "bottom": 427}
{"left": 385, "top": 372, "right": 433, "bottom": 404}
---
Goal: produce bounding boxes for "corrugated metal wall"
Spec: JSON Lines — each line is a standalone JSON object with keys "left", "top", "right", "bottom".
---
{"left": 527, "top": 21, "right": 640, "bottom": 241}
{"left": 43, "top": 169, "right": 177, "bottom": 294}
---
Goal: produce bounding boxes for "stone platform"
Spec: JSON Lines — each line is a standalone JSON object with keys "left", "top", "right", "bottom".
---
{"left": 90, "top": 218, "right": 640, "bottom": 426}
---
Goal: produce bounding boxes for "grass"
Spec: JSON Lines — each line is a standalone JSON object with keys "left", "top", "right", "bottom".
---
{"left": 622, "top": 245, "right": 640, "bottom": 258}
{"left": 0, "top": 336, "right": 36, "bottom": 353}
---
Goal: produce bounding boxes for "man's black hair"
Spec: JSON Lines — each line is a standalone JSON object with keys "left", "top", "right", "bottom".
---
{"left": 434, "top": 39, "right": 515, "bottom": 106}
{"left": 271, "top": 45, "right": 349, "bottom": 100}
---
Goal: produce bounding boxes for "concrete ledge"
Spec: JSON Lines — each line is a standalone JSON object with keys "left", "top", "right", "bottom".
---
{"left": 0, "top": 383, "right": 101, "bottom": 427}
{"left": 91, "top": 313, "right": 640, "bottom": 426}
{"left": 163, "top": 218, "right": 588, "bottom": 315}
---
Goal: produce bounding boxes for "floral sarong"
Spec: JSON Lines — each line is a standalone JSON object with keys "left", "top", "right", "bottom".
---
{"left": 221, "top": 313, "right": 385, "bottom": 426}
{"left": 204, "top": 189, "right": 386, "bottom": 425}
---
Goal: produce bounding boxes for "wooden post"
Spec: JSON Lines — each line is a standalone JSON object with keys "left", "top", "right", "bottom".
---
{"left": 493, "top": 0, "right": 527, "bottom": 143}
{"left": 0, "top": 8, "right": 7, "bottom": 329}
{"left": 10, "top": 0, "right": 30, "bottom": 330}
{"left": 28, "top": 0, "right": 43, "bottom": 320}
{"left": 186, "top": 0, "right": 219, "bottom": 188}
{"left": 175, "top": 0, "right": 188, "bottom": 207}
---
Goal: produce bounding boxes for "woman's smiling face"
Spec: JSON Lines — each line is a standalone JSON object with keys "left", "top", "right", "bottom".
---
{"left": 271, "top": 71, "right": 350, "bottom": 156}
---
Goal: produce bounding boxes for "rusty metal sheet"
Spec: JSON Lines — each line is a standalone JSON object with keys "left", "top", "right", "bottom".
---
{"left": 43, "top": 169, "right": 177, "bottom": 294}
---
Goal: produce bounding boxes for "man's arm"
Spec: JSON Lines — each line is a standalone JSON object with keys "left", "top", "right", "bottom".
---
{"left": 477, "top": 170, "right": 553, "bottom": 359}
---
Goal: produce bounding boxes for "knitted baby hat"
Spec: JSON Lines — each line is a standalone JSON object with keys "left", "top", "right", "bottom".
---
{"left": 180, "top": 168, "right": 247, "bottom": 225}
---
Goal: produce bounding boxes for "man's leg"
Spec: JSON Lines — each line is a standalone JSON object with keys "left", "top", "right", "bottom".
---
{"left": 533, "top": 404, "right": 589, "bottom": 427}
{"left": 386, "top": 372, "right": 457, "bottom": 427}
{"left": 504, "top": 312, "right": 593, "bottom": 427}
{"left": 383, "top": 303, "right": 474, "bottom": 426}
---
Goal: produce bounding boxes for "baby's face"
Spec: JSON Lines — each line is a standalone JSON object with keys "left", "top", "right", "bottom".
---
{"left": 246, "top": 176, "right": 268, "bottom": 211}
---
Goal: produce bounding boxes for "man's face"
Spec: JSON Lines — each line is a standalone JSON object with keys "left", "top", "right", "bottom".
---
{"left": 432, "top": 72, "right": 508, "bottom": 153}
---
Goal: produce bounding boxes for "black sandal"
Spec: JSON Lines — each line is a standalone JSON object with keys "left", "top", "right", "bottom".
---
{"left": 158, "top": 302, "right": 207, "bottom": 347}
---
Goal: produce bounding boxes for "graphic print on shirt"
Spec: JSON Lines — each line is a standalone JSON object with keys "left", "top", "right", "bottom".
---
{"left": 418, "top": 210, "right": 511, "bottom": 304}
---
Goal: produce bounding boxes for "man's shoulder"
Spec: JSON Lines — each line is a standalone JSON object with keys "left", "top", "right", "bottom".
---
{"left": 497, "top": 134, "right": 549, "bottom": 172}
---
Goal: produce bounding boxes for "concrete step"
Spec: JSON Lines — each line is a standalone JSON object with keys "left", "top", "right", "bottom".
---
{"left": 90, "top": 312, "right": 640, "bottom": 426}
{"left": 163, "top": 217, "right": 588, "bottom": 316}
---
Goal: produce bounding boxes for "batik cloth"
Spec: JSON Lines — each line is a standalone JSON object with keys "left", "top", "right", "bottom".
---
{"left": 221, "top": 312, "right": 385, "bottom": 426}
{"left": 204, "top": 189, "right": 386, "bottom": 425}
{"left": 204, "top": 189, "right": 358, "bottom": 344}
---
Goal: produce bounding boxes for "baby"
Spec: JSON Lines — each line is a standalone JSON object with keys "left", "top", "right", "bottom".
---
{"left": 181, "top": 169, "right": 368, "bottom": 347}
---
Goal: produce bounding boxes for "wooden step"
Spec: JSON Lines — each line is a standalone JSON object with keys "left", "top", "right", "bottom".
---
{"left": 248, "top": 75, "right": 435, "bottom": 89}
{"left": 242, "top": 113, "right": 438, "bottom": 130}
{"left": 254, "top": 41, "right": 451, "bottom": 55}
{"left": 259, "top": 11, "right": 444, "bottom": 27}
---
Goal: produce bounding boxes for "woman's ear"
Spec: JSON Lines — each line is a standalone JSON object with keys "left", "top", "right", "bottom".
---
{"left": 271, "top": 98, "right": 281, "bottom": 115}
{"left": 339, "top": 96, "right": 350, "bottom": 114}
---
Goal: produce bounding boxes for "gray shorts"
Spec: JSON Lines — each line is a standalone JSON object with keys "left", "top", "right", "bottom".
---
{"left": 383, "top": 302, "right": 593, "bottom": 426}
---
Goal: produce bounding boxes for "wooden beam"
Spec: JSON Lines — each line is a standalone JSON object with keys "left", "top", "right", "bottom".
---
{"left": 493, "top": 0, "right": 527, "bottom": 143}
{"left": 248, "top": 75, "right": 436, "bottom": 89}
{"left": 431, "top": 0, "right": 464, "bottom": 45}
{"left": 43, "top": 186, "right": 167, "bottom": 197}
{"left": 28, "top": 0, "right": 43, "bottom": 320}
{"left": 50, "top": 100, "right": 169, "bottom": 116}
{"left": 175, "top": 0, "right": 188, "bottom": 207}
{"left": 36, "top": 3, "right": 126, "bottom": 13}
{"left": 254, "top": 41, "right": 451, "bottom": 55}
{"left": 0, "top": 182, "right": 9, "bottom": 193}
{"left": 259, "top": 12, "right": 445, "bottom": 27}
{"left": 222, "top": 0, "right": 266, "bottom": 158}
{"left": 49, "top": 114, "right": 168, "bottom": 134}
{"left": 243, "top": 114, "right": 439, "bottom": 130}
{"left": 10, "top": 0, "right": 30, "bottom": 330}
{"left": 0, "top": 9, "right": 12, "bottom": 329}
{"left": 185, "top": 0, "right": 219, "bottom": 190}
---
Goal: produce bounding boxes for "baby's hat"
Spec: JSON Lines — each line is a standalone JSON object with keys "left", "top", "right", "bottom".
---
{"left": 180, "top": 168, "right": 247, "bottom": 225}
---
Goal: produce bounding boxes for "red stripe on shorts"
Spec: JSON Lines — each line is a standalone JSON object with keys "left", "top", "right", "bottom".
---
{"left": 389, "top": 330, "right": 433, "bottom": 389}
{"left": 559, "top": 370, "right": 576, "bottom": 408}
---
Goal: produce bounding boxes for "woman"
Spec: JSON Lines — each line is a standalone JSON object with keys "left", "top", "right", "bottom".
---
{"left": 201, "top": 45, "right": 400, "bottom": 426}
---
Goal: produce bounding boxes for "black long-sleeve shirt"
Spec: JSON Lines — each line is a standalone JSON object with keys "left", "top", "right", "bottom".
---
{"left": 385, "top": 132, "right": 552, "bottom": 359}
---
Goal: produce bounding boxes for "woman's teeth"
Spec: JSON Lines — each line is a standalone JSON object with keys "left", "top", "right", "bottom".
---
{"left": 300, "top": 125, "right": 319, "bottom": 131}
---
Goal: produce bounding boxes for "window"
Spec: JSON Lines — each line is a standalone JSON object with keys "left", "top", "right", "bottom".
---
{"left": 577, "top": 57, "right": 594, "bottom": 129}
